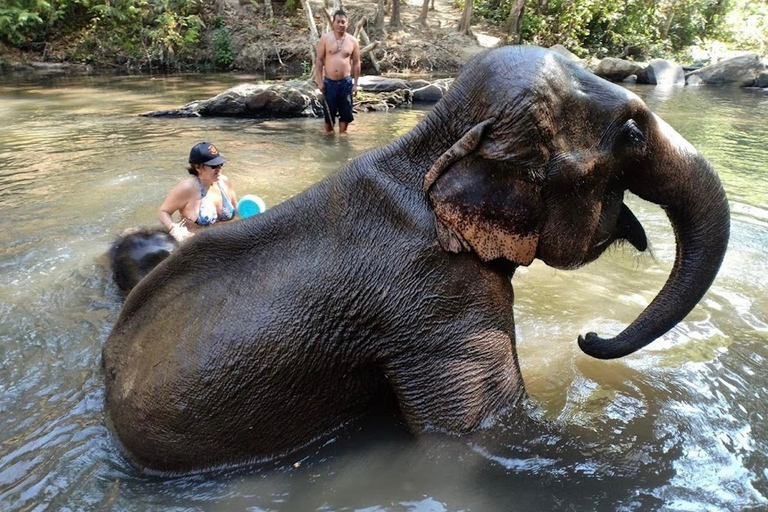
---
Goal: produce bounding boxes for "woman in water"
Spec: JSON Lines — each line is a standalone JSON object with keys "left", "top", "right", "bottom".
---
{"left": 159, "top": 142, "right": 239, "bottom": 242}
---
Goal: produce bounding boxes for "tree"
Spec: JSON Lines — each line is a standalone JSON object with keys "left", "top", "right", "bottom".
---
{"left": 458, "top": 0, "right": 473, "bottom": 35}
{"left": 417, "top": 0, "right": 430, "bottom": 26}
{"left": 503, "top": 0, "right": 526, "bottom": 42}
{"left": 300, "top": 0, "right": 320, "bottom": 76}
{"left": 375, "top": 0, "right": 386, "bottom": 32}
{"left": 390, "top": 0, "right": 402, "bottom": 28}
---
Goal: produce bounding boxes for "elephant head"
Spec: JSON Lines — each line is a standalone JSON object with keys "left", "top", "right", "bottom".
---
{"left": 419, "top": 46, "right": 729, "bottom": 359}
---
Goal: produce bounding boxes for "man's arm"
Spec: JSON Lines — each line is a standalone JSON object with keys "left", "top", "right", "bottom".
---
{"left": 351, "top": 38, "right": 361, "bottom": 95}
{"left": 315, "top": 36, "right": 326, "bottom": 93}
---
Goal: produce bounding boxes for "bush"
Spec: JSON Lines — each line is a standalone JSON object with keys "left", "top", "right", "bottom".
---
{"left": 212, "top": 26, "right": 235, "bottom": 69}
{"left": 1, "top": 0, "right": 204, "bottom": 68}
{"left": 475, "top": 0, "right": 735, "bottom": 58}
{"left": 0, "top": 0, "right": 52, "bottom": 47}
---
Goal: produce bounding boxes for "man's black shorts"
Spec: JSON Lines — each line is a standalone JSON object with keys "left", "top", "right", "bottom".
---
{"left": 323, "top": 76, "right": 354, "bottom": 125}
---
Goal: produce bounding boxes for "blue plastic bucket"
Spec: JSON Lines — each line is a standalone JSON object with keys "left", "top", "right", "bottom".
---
{"left": 238, "top": 194, "right": 266, "bottom": 218}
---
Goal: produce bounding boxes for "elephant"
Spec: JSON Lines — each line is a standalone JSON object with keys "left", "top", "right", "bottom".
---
{"left": 109, "top": 228, "right": 178, "bottom": 293}
{"left": 102, "top": 46, "right": 730, "bottom": 475}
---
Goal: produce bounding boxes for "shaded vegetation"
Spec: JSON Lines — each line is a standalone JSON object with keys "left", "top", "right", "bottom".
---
{"left": 0, "top": 0, "right": 765, "bottom": 71}
{"left": 475, "top": 0, "right": 767, "bottom": 57}
{"left": 1, "top": 0, "right": 206, "bottom": 70}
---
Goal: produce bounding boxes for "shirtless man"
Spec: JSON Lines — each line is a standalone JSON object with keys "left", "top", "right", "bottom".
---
{"left": 315, "top": 10, "right": 361, "bottom": 134}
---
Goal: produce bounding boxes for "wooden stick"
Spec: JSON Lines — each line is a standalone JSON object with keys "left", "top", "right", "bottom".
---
{"left": 353, "top": 16, "right": 367, "bottom": 37}
{"left": 300, "top": 0, "right": 319, "bottom": 77}
{"left": 358, "top": 28, "right": 381, "bottom": 73}
{"left": 360, "top": 41, "right": 381, "bottom": 56}
{"left": 301, "top": 0, "right": 319, "bottom": 44}
{"left": 322, "top": 7, "right": 333, "bottom": 28}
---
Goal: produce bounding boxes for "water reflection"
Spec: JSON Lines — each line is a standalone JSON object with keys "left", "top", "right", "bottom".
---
{"left": 0, "top": 75, "right": 766, "bottom": 511}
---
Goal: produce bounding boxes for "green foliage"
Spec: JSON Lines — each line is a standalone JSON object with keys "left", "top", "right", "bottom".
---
{"left": 723, "top": 0, "right": 768, "bottom": 53}
{"left": 1, "top": 0, "right": 204, "bottom": 68}
{"left": 476, "top": 0, "right": 740, "bottom": 58}
{"left": 0, "top": 0, "right": 52, "bottom": 46}
{"left": 300, "top": 59, "right": 311, "bottom": 77}
{"left": 212, "top": 26, "right": 235, "bottom": 69}
{"left": 2, "top": 0, "right": 764, "bottom": 70}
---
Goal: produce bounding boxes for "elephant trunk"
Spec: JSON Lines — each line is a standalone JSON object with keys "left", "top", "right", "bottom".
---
{"left": 579, "top": 125, "right": 730, "bottom": 359}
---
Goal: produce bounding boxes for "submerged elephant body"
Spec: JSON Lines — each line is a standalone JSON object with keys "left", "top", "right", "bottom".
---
{"left": 103, "top": 46, "right": 729, "bottom": 474}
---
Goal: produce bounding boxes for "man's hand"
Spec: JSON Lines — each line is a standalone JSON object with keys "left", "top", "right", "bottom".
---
{"left": 352, "top": 84, "right": 358, "bottom": 96}
{"left": 318, "top": 81, "right": 325, "bottom": 94}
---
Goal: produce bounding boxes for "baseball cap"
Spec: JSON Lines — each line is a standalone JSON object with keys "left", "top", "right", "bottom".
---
{"left": 189, "top": 142, "right": 227, "bottom": 166}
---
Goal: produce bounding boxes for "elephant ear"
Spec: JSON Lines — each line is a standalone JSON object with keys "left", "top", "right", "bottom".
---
{"left": 424, "top": 119, "right": 543, "bottom": 265}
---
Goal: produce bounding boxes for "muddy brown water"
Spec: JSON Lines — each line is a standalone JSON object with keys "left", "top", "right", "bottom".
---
{"left": 0, "top": 74, "right": 766, "bottom": 511}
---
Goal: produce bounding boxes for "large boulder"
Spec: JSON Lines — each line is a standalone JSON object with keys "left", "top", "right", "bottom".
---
{"left": 623, "top": 74, "right": 638, "bottom": 84}
{"left": 686, "top": 53, "right": 766, "bottom": 87}
{"left": 140, "top": 76, "right": 451, "bottom": 118}
{"left": 197, "top": 81, "right": 322, "bottom": 117}
{"left": 593, "top": 58, "right": 645, "bottom": 82}
{"left": 358, "top": 76, "right": 410, "bottom": 93}
{"left": 757, "top": 72, "right": 768, "bottom": 88}
{"left": 636, "top": 59, "right": 685, "bottom": 85}
{"left": 406, "top": 79, "right": 431, "bottom": 89}
{"left": 142, "top": 80, "right": 324, "bottom": 118}
{"left": 412, "top": 83, "right": 445, "bottom": 103}
{"left": 548, "top": 44, "right": 587, "bottom": 68}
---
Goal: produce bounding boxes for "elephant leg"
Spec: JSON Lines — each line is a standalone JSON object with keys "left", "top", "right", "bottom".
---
{"left": 384, "top": 329, "right": 525, "bottom": 434}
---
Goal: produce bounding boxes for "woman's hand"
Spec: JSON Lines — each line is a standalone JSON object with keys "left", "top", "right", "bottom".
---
{"left": 169, "top": 221, "right": 193, "bottom": 242}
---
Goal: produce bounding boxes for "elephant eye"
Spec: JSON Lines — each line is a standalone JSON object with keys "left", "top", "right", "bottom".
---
{"left": 623, "top": 119, "right": 646, "bottom": 145}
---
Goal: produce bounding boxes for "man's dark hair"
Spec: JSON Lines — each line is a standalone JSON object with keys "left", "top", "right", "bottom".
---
{"left": 333, "top": 9, "right": 347, "bottom": 20}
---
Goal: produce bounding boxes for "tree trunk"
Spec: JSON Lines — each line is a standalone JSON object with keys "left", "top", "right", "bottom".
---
{"left": 417, "top": 0, "right": 430, "bottom": 25}
{"left": 301, "top": 0, "right": 320, "bottom": 42}
{"left": 323, "top": 0, "right": 333, "bottom": 31}
{"left": 375, "top": 0, "right": 386, "bottom": 32}
{"left": 457, "top": 0, "right": 473, "bottom": 36}
{"left": 263, "top": 0, "right": 274, "bottom": 20}
{"left": 503, "top": 0, "right": 525, "bottom": 42}
{"left": 389, "top": 0, "right": 402, "bottom": 29}
{"left": 660, "top": 0, "right": 679, "bottom": 39}
{"left": 301, "top": 0, "right": 320, "bottom": 77}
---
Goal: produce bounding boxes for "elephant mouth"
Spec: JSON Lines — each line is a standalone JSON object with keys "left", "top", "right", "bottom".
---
{"left": 616, "top": 203, "right": 648, "bottom": 251}
{"left": 593, "top": 203, "right": 648, "bottom": 253}
{"left": 612, "top": 203, "right": 648, "bottom": 252}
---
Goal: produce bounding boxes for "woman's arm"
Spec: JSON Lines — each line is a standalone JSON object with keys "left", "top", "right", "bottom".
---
{"left": 159, "top": 181, "right": 195, "bottom": 240}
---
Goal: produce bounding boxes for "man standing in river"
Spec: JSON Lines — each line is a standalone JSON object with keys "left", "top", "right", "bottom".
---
{"left": 316, "top": 9, "right": 361, "bottom": 134}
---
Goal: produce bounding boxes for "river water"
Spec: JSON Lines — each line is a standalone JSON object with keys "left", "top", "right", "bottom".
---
{"left": 0, "top": 73, "right": 766, "bottom": 511}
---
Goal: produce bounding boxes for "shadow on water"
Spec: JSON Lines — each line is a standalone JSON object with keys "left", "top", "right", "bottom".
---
{"left": 0, "top": 75, "right": 767, "bottom": 511}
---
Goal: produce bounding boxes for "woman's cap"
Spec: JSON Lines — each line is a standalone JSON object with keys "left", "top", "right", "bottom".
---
{"left": 189, "top": 142, "right": 227, "bottom": 166}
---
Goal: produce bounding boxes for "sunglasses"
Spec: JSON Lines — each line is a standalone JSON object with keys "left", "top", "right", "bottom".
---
{"left": 205, "top": 164, "right": 223, "bottom": 170}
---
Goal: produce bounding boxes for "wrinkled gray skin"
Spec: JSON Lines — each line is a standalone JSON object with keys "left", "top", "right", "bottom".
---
{"left": 103, "top": 46, "right": 729, "bottom": 474}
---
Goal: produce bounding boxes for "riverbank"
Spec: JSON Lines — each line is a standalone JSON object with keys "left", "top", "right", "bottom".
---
{"left": 2, "top": 0, "right": 765, "bottom": 85}
{"left": 0, "top": 0, "right": 502, "bottom": 76}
